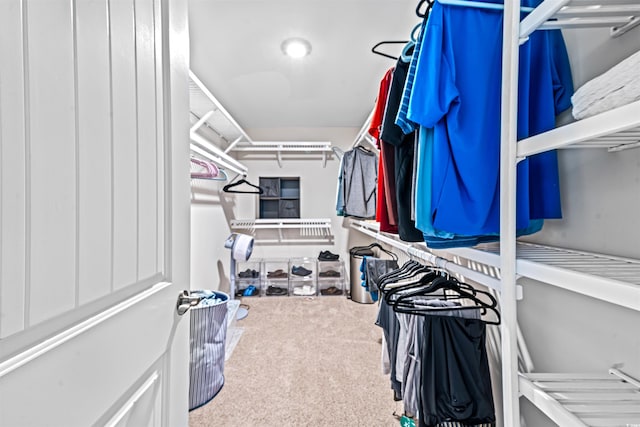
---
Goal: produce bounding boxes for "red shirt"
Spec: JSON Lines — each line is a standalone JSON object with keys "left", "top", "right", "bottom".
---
{"left": 369, "top": 68, "right": 398, "bottom": 234}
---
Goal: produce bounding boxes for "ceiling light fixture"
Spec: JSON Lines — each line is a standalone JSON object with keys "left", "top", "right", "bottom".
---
{"left": 281, "top": 38, "right": 312, "bottom": 59}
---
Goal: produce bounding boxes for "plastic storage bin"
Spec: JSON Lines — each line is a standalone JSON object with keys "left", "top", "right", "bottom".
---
{"left": 235, "top": 260, "right": 262, "bottom": 297}
{"left": 263, "top": 259, "right": 290, "bottom": 296}
{"left": 317, "top": 260, "right": 346, "bottom": 296}
{"left": 289, "top": 257, "right": 317, "bottom": 296}
{"left": 188, "top": 290, "right": 229, "bottom": 410}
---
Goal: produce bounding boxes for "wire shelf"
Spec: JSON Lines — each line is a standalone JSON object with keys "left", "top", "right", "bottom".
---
{"left": 519, "top": 369, "right": 640, "bottom": 427}
{"left": 517, "top": 100, "right": 640, "bottom": 157}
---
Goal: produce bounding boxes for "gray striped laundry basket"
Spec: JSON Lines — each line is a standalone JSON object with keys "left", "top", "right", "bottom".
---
{"left": 188, "top": 291, "right": 229, "bottom": 411}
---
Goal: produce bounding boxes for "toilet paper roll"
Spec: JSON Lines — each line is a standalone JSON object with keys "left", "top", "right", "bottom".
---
{"left": 232, "top": 233, "right": 254, "bottom": 261}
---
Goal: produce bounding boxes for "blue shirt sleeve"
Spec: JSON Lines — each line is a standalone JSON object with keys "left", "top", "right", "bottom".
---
{"left": 407, "top": 12, "right": 459, "bottom": 128}
{"left": 549, "top": 29, "right": 574, "bottom": 114}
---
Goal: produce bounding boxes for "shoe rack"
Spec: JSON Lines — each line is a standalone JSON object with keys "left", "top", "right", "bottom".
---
{"left": 236, "top": 258, "right": 347, "bottom": 297}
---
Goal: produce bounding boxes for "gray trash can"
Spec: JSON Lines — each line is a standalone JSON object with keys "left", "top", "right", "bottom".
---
{"left": 188, "top": 290, "right": 229, "bottom": 410}
{"left": 349, "top": 247, "right": 375, "bottom": 304}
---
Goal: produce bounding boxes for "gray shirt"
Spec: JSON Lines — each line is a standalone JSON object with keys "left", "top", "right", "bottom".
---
{"left": 342, "top": 146, "right": 377, "bottom": 218}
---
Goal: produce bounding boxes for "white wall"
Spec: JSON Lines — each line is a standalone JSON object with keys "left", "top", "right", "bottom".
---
{"left": 190, "top": 127, "right": 361, "bottom": 294}
{"left": 518, "top": 27, "right": 640, "bottom": 426}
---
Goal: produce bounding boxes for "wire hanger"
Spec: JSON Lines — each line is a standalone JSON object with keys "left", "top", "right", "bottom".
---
{"left": 222, "top": 175, "right": 264, "bottom": 194}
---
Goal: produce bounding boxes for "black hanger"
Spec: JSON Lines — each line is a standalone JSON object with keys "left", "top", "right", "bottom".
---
{"left": 381, "top": 268, "right": 439, "bottom": 304}
{"left": 377, "top": 260, "right": 425, "bottom": 294}
{"left": 355, "top": 144, "right": 375, "bottom": 154}
{"left": 392, "top": 276, "right": 501, "bottom": 325}
{"left": 222, "top": 177, "right": 264, "bottom": 194}
{"left": 371, "top": 40, "right": 408, "bottom": 60}
{"left": 350, "top": 243, "right": 398, "bottom": 261}
{"left": 416, "top": 0, "right": 433, "bottom": 18}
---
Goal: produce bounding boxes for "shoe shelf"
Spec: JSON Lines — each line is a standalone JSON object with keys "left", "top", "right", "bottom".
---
{"left": 235, "top": 260, "right": 261, "bottom": 297}
{"left": 242, "top": 256, "right": 347, "bottom": 297}
{"left": 289, "top": 258, "right": 317, "bottom": 296}
{"left": 518, "top": 368, "right": 640, "bottom": 427}
{"left": 263, "top": 259, "right": 290, "bottom": 296}
{"left": 317, "top": 260, "right": 346, "bottom": 296}
{"left": 517, "top": 100, "right": 640, "bottom": 158}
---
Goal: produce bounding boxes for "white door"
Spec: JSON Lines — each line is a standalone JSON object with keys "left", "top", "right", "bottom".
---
{"left": 0, "top": 0, "right": 191, "bottom": 426}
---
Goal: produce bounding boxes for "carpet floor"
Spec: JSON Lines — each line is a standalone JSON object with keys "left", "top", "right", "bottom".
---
{"left": 188, "top": 296, "right": 401, "bottom": 426}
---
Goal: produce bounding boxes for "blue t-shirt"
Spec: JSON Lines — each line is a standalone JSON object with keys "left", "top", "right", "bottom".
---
{"left": 415, "top": 126, "right": 454, "bottom": 238}
{"left": 395, "top": 16, "right": 428, "bottom": 135}
{"left": 407, "top": 0, "right": 573, "bottom": 236}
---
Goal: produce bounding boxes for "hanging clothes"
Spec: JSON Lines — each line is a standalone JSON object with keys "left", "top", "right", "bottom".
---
{"left": 407, "top": 0, "right": 573, "bottom": 237}
{"left": 373, "top": 259, "right": 501, "bottom": 426}
{"left": 340, "top": 146, "right": 378, "bottom": 219}
{"left": 335, "top": 154, "right": 346, "bottom": 216}
{"left": 380, "top": 50, "right": 423, "bottom": 243}
{"left": 369, "top": 67, "right": 399, "bottom": 233}
{"left": 391, "top": 11, "right": 543, "bottom": 248}
{"left": 419, "top": 316, "right": 494, "bottom": 427}
{"left": 376, "top": 297, "right": 404, "bottom": 401}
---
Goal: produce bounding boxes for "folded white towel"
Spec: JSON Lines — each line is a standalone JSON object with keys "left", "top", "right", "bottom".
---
{"left": 571, "top": 49, "right": 640, "bottom": 120}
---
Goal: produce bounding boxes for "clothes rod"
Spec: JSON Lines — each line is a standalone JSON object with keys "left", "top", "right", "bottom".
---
{"left": 352, "top": 222, "right": 504, "bottom": 293}
{"left": 190, "top": 132, "right": 248, "bottom": 172}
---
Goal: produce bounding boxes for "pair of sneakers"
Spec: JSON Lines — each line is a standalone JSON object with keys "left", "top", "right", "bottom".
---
{"left": 318, "top": 251, "right": 339, "bottom": 261}
{"left": 291, "top": 265, "right": 313, "bottom": 276}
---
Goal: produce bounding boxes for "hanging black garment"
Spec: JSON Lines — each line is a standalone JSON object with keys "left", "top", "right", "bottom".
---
{"left": 419, "top": 317, "right": 496, "bottom": 427}
{"left": 380, "top": 54, "right": 423, "bottom": 242}
{"left": 376, "top": 298, "right": 403, "bottom": 401}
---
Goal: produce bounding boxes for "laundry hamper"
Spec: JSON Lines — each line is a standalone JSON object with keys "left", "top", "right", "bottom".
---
{"left": 188, "top": 290, "right": 229, "bottom": 410}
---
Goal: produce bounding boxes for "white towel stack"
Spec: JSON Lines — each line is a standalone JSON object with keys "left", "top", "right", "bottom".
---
{"left": 571, "top": 49, "right": 640, "bottom": 120}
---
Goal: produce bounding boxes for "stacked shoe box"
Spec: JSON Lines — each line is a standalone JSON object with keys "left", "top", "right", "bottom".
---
{"left": 235, "top": 260, "right": 262, "bottom": 297}
{"left": 288, "top": 257, "right": 317, "bottom": 296}
{"left": 263, "top": 259, "right": 290, "bottom": 296}
{"left": 317, "top": 252, "right": 346, "bottom": 296}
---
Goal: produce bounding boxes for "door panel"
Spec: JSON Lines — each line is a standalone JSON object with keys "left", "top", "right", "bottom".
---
{"left": 76, "top": 0, "right": 113, "bottom": 305}
{"left": 136, "top": 0, "right": 161, "bottom": 280}
{"left": 0, "top": 283, "right": 174, "bottom": 426}
{"left": 0, "top": 0, "right": 27, "bottom": 339}
{"left": 0, "top": 0, "right": 190, "bottom": 425}
{"left": 27, "top": 0, "right": 77, "bottom": 325}
{"left": 111, "top": 0, "right": 141, "bottom": 291}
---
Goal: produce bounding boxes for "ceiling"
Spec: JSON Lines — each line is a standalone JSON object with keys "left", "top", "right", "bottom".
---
{"left": 188, "top": 0, "right": 422, "bottom": 141}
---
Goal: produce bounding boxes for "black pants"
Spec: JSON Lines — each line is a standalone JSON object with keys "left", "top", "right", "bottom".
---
{"left": 419, "top": 316, "right": 495, "bottom": 427}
